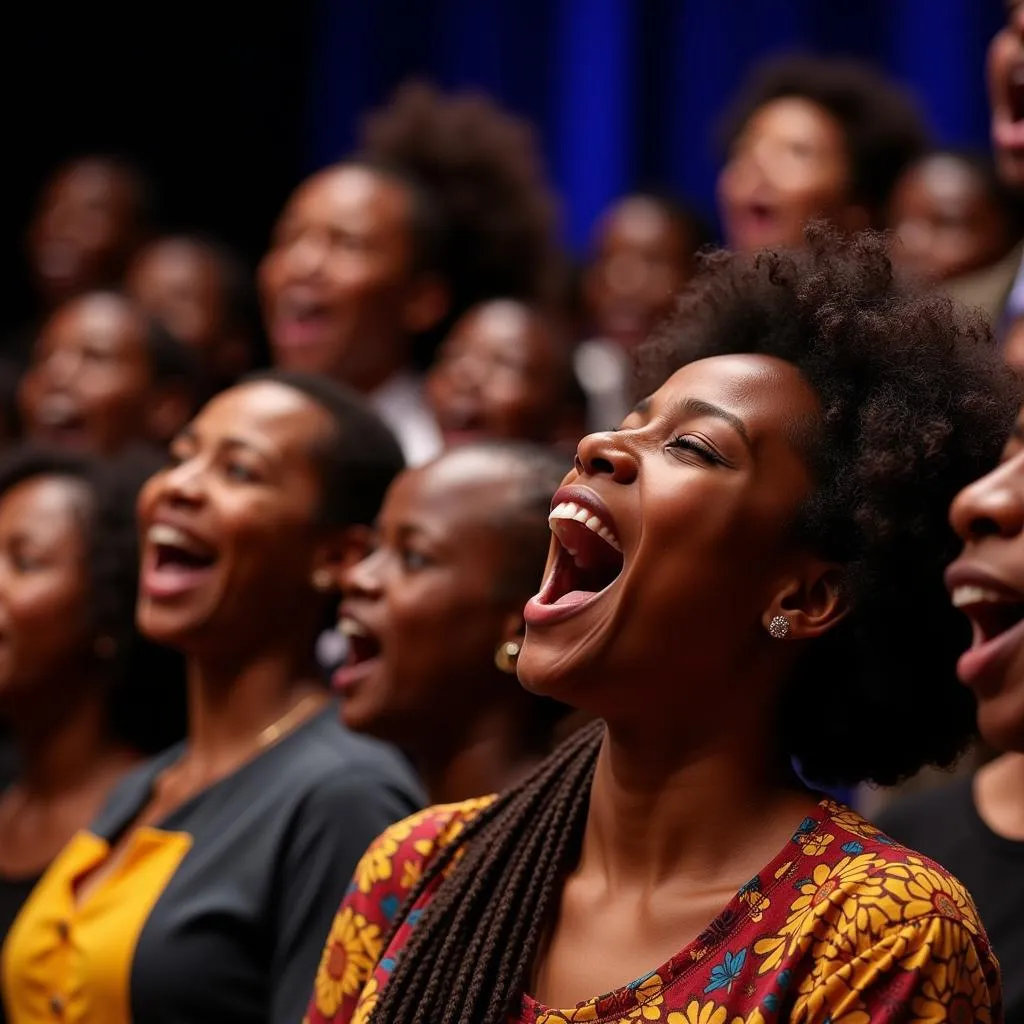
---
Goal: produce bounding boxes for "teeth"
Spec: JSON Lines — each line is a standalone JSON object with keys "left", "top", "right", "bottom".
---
{"left": 548, "top": 501, "right": 622, "bottom": 552}
{"left": 148, "top": 524, "right": 194, "bottom": 548}
{"left": 952, "top": 585, "right": 1016, "bottom": 608}
{"left": 337, "top": 617, "right": 368, "bottom": 638}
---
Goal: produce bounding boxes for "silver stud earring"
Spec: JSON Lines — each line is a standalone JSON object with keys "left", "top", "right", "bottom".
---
{"left": 768, "top": 615, "right": 790, "bottom": 640}
{"left": 312, "top": 569, "right": 334, "bottom": 593}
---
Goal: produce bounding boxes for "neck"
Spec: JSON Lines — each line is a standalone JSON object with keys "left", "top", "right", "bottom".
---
{"left": 343, "top": 351, "right": 410, "bottom": 396}
{"left": 11, "top": 678, "right": 134, "bottom": 798}
{"left": 581, "top": 718, "right": 812, "bottom": 890}
{"left": 975, "top": 751, "right": 1024, "bottom": 841}
{"left": 184, "top": 645, "right": 326, "bottom": 775}
{"left": 411, "top": 702, "right": 543, "bottom": 805}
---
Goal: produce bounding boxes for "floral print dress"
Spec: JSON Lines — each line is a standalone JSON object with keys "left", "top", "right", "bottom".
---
{"left": 305, "top": 798, "right": 1002, "bottom": 1024}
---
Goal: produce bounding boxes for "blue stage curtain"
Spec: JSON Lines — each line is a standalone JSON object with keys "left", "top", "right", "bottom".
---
{"left": 306, "top": 0, "right": 1006, "bottom": 251}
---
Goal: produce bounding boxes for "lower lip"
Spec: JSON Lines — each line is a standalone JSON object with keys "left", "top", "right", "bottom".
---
{"left": 331, "top": 657, "right": 381, "bottom": 695}
{"left": 272, "top": 317, "right": 331, "bottom": 351}
{"left": 956, "top": 616, "right": 1024, "bottom": 692}
{"left": 523, "top": 588, "right": 606, "bottom": 627}
{"left": 140, "top": 561, "right": 216, "bottom": 600}
{"left": 994, "top": 119, "right": 1024, "bottom": 152}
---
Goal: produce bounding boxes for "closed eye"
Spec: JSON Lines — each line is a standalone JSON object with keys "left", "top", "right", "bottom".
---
{"left": 667, "top": 435, "right": 725, "bottom": 466}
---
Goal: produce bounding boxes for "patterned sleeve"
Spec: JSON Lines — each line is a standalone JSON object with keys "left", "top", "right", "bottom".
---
{"left": 304, "top": 798, "right": 494, "bottom": 1024}
{"left": 790, "top": 914, "right": 1002, "bottom": 1022}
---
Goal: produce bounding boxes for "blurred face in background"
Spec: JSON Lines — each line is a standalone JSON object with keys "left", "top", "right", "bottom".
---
{"left": 988, "top": 1, "right": 1024, "bottom": 190}
{"left": 28, "top": 158, "right": 146, "bottom": 309}
{"left": 19, "top": 294, "right": 156, "bottom": 456}
{"left": 889, "top": 156, "right": 1012, "bottom": 283}
{"left": 259, "top": 165, "right": 444, "bottom": 393}
{"left": 583, "top": 196, "right": 696, "bottom": 351}
{"left": 718, "top": 97, "right": 864, "bottom": 252}
{"left": 426, "top": 301, "right": 572, "bottom": 446}
{"left": 0, "top": 476, "right": 93, "bottom": 716}
{"left": 127, "top": 237, "right": 252, "bottom": 389}
{"left": 136, "top": 381, "right": 337, "bottom": 657}
{"left": 335, "top": 449, "right": 529, "bottom": 749}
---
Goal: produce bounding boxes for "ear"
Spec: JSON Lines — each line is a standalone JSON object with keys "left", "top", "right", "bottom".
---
{"left": 402, "top": 275, "right": 450, "bottom": 335}
{"left": 146, "top": 383, "right": 194, "bottom": 444}
{"left": 311, "top": 525, "right": 375, "bottom": 586}
{"left": 763, "top": 561, "right": 848, "bottom": 640}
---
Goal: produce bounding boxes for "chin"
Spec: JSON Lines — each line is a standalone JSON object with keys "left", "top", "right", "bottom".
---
{"left": 516, "top": 642, "right": 599, "bottom": 708}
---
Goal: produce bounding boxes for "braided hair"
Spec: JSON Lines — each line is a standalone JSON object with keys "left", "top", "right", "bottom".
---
{"left": 371, "top": 719, "right": 603, "bottom": 1024}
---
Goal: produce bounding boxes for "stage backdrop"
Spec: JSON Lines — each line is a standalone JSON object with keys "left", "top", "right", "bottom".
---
{"left": 306, "top": 0, "right": 1006, "bottom": 251}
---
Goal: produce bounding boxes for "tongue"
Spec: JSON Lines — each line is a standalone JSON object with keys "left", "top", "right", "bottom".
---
{"left": 552, "top": 590, "right": 598, "bottom": 607}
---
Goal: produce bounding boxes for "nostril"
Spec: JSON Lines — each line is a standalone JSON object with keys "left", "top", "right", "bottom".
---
{"left": 590, "top": 456, "right": 615, "bottom": 475}
{"left": 970, "top": 516, "right": 1005, "bottom": 539}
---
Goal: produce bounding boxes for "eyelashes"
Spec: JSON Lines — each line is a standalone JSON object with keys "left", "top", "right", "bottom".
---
{"left": 668, "top": 434, "right": 724, "bottom": 465}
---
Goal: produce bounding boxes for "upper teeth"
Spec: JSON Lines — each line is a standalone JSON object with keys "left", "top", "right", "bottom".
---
{"left": 337, "top": 617, "right": 368, "bottom": 638}
{"left": 148, "top": 524, "right": 195, "bottom": 548}
{"left": 951, "top": 585, "right": 1014, "bottom": 608}
{"left": 548, "top": 502, "right": 621, "bottom": 552}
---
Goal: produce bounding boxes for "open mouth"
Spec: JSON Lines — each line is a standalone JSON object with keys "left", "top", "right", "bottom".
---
{"left": 140, "top": 522, "right": 218, "bottom": 599}
{"left": 953, "top": 585, "right": 1024, "bottom": 645}
{"left": 333, "top": 615, "right": 383, "bottom": 694}
{"left": 525, "top": 497, "right": 624, "bottom": 626}
{"left": 273, "top": 292, "right": 333, "bottom": 350}
{"left": 950, "top": 582, "right": 1024, "bottom": 688}
{"left": 34, "top": 396, "right": 86, "bottom": 438}
{"left": 1009, "top": 62, "right": 1024, "bottom": 124}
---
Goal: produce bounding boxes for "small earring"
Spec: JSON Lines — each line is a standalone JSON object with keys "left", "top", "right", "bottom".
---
{"left": 768, "top": 615, "right": 790, "bottom": 640}
{"left": 311, "top": 569, "right": 334, "bottom": 593}
{"left": 494, "top": 640, "right": 521, "bottom": 674}
{"left": 94, "top": 635, "right": 117, "bottom": 660}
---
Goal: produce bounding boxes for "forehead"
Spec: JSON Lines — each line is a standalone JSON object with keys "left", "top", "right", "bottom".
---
{"left": 454, "top": 302, "right": 553, "bottom": 354}
{"left": 0, "top": 476, "right": 89, "bottom": 537}
{"left": 385, "top": 452, "right": 519, "bottom": 529}
{"left": 48, "top": 162, "right": 130, "bottom": 206}
{"left": 286, "top": 166, "right": 411, "bottom": 233}
{"left": 745, "top": 96, "right": 845, "bottom": 149}
{"left": 135, "top": 240, "right": 217, "bottom": 280}
{"left": 653, "top": 353, "right": 821, "bottom": 434}
{"left": 46, "top": 295, "right": 141, "bottom": 347}
{"left": 195, "top": 381, "right": 332, "bottom": 452}
{"left": 910, "top": 157, "right": 986, "bottom": 205}
{"left": 600, "top": 198, "right": 681, "bottom": 249}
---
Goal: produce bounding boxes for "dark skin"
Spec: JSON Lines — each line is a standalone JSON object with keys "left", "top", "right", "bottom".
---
{"left": 517, "top": 355, "right": 847, "bottom": 1006}
{"left": 583, "top": 197, "right": 695, "bottom": 352}
{"left": 337, "top": 448, "right": 542, "bottom": 803}
{"left": 79, "top": 382, "right": 362, "bottom": 892}
{"left": 718, "top": 97, "right": 869, "bottom": 253}
{"left": 18, "top": 292, "right": 190, "bottom": 456}
{"left": 426, "top": 301, "right": 576, "bottom": 448}
{"left": 28, "top": 158, "right": 147, "bottom": 309}
{"left": 259, "top": 165, "right": 447, "bottom": 393}
{"left": 0, "top": 477, "right": 138, "bottom": 878}
{"left": 946, "top": 409, "right": 1024, "bottom": 866}
{"left": 988, "top": 0, "right": 1024, "bottom": 190}
{"left": 126, "top": 237, "right": 252, "bottom": 390}
{"left": 889, "top": 156, "right": 1011, "bottom": 282}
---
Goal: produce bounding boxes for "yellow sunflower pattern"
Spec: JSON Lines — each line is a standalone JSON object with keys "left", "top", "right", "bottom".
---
{"left": 305, "top": 798, "right": 1001, "bottom": 1024}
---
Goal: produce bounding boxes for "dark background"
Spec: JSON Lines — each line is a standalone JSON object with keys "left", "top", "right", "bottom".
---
{"left": 1, "top": 0, "right": 1009, "bottom": 336}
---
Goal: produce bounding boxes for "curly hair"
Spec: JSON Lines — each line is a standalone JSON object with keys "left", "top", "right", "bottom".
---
{"left": 364, "top": 228, "right": 1019, "bottom": 1024}
{"left": 358, "top": 81, "right": 562, "bottom": 342}
{"left": 0, "top": 445, "right": 186, "bottom": 754}
{"left": 721, "top": 55, "right": 930, "bottom": 224}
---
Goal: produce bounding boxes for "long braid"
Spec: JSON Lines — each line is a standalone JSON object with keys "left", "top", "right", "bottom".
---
{"left": 370, "top": 719, "right": 604, "bottom": 1024}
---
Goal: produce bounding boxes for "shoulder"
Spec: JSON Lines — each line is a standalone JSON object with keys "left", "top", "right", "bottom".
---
{"left": 348, "top": 797, "right": 496, "bottom": 901}
{"left": 273, "top": 709, "right": 424, "bottom": 805}
{"left": 759, "top": 800, "right": 995, "bottom": 958}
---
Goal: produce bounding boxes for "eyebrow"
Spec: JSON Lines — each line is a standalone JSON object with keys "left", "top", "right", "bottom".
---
{"left": 174, "top": 428, "right": 272, "bottom": 461}
{"left": 631, "top": 396, "right": 752, "bottom": 450}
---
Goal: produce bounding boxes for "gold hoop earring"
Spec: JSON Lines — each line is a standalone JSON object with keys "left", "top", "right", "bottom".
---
{"left": 494, "top": 640, "right": 521, "bottom": 674}
{"left": 311, "top": 569, "right": 334, "bottom": 593}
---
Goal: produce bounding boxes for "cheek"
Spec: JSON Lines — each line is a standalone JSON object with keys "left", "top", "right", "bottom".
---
{"left": 10, "top": 583, "right": 89, "bottom": 652}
